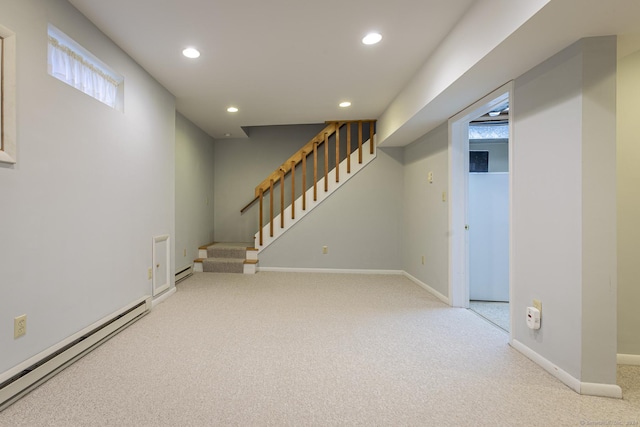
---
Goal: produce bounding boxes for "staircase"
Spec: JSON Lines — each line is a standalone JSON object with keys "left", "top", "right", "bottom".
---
{"left": 242, "top": 120, "right": 377, "bottom": 254}
{"left": 194, "top": 119, "right": 376, "bottom": 275}
{"left": 194, "top": 243, "right": 258, "bottom": 274}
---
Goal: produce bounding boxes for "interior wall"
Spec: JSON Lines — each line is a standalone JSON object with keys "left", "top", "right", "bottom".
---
{"left": 580, "top": 36, "right": 617, "bottom": 384}
{"left": 617, "top": 35, "right": 640, "bottom": 358}
{"left": 212, "top": 124, "right": 327, "bottom": 243}
{"left": 512, "top": 37, "right": 617, "bottom": 385}
{"left": 0, "top": 0, "right": 175, "bottom": 377}
{"left": 258, "top": 148, "right": 404, "bottom": 270}
{"left": 175, "top": 112, "right": 215, "bottom": 272}
{"left": 401, "top": 123, "right": 449, "bottom": 297}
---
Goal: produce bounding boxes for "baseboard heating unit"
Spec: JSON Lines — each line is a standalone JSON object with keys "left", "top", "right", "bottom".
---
{"left": 0, "top": 296, "right": 151, "bottom": 411}
{"left": 175, "top": 264, "right": 193, "bottom": 284}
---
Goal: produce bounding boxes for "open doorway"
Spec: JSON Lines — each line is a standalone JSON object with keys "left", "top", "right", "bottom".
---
{"left": 468, "top": 108, "right": 510, "bottom": 331}
{"left": 448, "top": 82, "right": 513, "bottom": 336}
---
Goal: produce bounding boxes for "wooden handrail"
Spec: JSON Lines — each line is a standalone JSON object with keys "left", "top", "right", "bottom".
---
{"left": 241, "top": 196, "right": 259, "bottom": 214}
{"left": 243, "top": 119, "right": 376, "bottom": 248}
{"left": 242, "top": 119, "right": 376, "bottom": 213}
{"left": 254, "top": 122, "right": 339, "bottom": 198}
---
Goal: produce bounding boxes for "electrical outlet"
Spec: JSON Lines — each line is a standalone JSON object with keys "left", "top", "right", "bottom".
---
{"left": 148, "top": 267, "right": 153, "bottom": 280}
{"left": 183, "top": 248, "right": 187, "bottom": 257}
{"left": 421, "top": 255, "right": 425, "bottom": 265}
{"left": 14, "top": 314, "right": 27, "bottom": 339}
{"left": 322, "top": 246, "right": 328, "bottom": 254}
{"left": 533, "top": 299, "right": 542, "bottom": 313}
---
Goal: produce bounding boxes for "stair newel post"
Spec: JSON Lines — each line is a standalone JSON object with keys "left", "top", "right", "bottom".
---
{"left": 358, "top": 121, "right": 363, "bottom": 164}
{"left": 280, "top": 168, "right": 285, "bottom": 229}
{"left": 302, "top": 151, "right": 307, "bottom": 210}
{"left": 291, "top": 160, "right": 295, "bottom": 219}
{"left": 259, "top": 188, "right": 264, "bottom": 246}
{"left": 313, "top": 141, "right": 318, "bottom": 201}
{"left": 370, "top": 120, "right": 375, "bottom": 154}
{"left": 324, "top": 132, "right": 329, "bottom": 192}
{"left": 269, "top": 179, "right": 274, "bottom": 237}
{"left": 347, "top": 122, "right": 351, "bottom": 173}
{"left": 335, "top": 125, "right": 340, "bottom": 182}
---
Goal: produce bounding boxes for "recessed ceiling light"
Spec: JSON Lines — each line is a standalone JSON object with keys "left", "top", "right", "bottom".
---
{"left": 182, "top": 47, "right": 200, "bottom": 59}
{"left": 362, "top": 32, "right": 382, "bottom": 45}
{"left": 339, "top": 101, "right": 352, "bottom": 108}
{"left": 224, "top": 133, "right": 232, "bottom": 137}
{"left": 227, "top": 106, "right": 239, "bottom": 113}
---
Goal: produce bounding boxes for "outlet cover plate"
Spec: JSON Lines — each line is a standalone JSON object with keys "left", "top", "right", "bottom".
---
{"left": 533, "top": 299, "right": 542, "bottom": 313}
{"left": 14, "top": 314, "right": 26, "bottom": 338}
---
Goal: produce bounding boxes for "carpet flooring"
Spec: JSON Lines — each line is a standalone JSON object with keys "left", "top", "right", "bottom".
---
{"left": 0, "top": 272, "right": 638, "bottom": 426}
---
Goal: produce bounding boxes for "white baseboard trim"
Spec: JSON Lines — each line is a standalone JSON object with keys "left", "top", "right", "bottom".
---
{"left": 257, "top": 267, "right": 404, "bottom": 275}
{"left": 152, "top": 287, "right": 176, "bottom": 308}
{"left": 402, "top": 272, "right": 449, "bottom": 305}
{"left": 512, "top": 339, "right": 622, "bottom": 399}
{"left": 617, "top": 353, "right": 640, "bottom": 365}
{"left": 581, "top": 382, "right": 623, "bottom": 399}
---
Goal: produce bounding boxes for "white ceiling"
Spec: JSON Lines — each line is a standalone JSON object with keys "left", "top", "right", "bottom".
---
{"left": 68, "top": 0, "right": 640, "bottom": 144}
{"left": 67, "top": 0, "right": 476, "bottom": 139}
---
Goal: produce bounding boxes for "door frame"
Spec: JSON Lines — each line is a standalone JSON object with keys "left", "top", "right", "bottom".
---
{"left": 448, "top": 82, "right": 513, "bottom": 322}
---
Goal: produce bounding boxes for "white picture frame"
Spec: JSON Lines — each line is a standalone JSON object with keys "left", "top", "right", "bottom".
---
{"left": 0, "top": 24, "right": 16, "bottom": 165}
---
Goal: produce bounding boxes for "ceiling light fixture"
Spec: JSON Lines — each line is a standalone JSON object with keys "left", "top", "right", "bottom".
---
{"left": 362, "top": 32, "right": 382, "bottom": 45}
{"left": 488, "top": 111, "right": 501, "bottom": 117}
{"left": 182, "top": 47, "right": 200, "bottom": 59}
{"left": 339, "top": 101, "right": 351, "bottom": 108}
{"left": 227, "top": 107, "right": 239, "bottom": 113}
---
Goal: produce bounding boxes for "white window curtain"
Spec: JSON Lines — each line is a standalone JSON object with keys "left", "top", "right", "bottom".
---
{"left": 48, "top": 35, "right": 118, "bottom": 108}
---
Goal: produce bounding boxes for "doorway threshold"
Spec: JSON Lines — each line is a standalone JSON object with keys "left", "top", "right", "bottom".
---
{"left": 469, "top": 300, "right": 509, "bottom": 332}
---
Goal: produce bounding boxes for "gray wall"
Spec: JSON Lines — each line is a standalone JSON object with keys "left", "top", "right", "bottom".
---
{"left": 259, "top": 147, "right": 404, "bottom": 270}
{"left": 0, "top": 0, "right": 175, "bottom": 376}
{"left": 175, "top": 113, "right": 215, "bottom": 272}
{"left": 213, "top": 124, "right": 327, "bottom": 243}
{"left": 617, "top": 36, "right": 640, "bottom": 357}
{"left": 402, "top": 123, "right": 450, "bottom": 297}
{"left": 512, "top": 37, "right": 617, "bottom": 383}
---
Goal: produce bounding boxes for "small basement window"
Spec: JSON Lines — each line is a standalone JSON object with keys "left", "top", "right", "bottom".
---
{"left": 47, "top": 24, "right": 123, "bottom": 110}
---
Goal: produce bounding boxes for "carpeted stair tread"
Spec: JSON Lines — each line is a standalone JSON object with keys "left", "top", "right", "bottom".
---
{"left": 202, "top": 257, "right": 244, "bottom": 273}
{"left": 206, "top": 243, "right": 252, "bottom": 259}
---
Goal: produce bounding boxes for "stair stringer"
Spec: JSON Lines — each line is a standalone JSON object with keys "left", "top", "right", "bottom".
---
{"left": 255, "top": 139, "right": 376, "bottom": 253}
